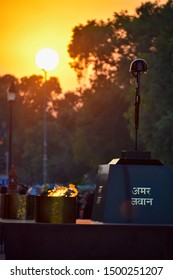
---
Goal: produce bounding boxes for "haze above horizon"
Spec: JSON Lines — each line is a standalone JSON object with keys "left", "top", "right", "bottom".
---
{"left": 0, "top": 0, "right": 166, "bottom": 92}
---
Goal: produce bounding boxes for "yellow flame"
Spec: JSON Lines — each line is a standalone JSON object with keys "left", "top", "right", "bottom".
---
{"left": 48, "top": 184, "right": 78, "bottom": 197}
{"left": 69, "top": 184, "right": 78, "bottom": 197}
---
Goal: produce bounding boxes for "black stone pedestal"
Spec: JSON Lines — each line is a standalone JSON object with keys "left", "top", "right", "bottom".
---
{"left": 92, "top": 151, "right": 173, "bottom": 224}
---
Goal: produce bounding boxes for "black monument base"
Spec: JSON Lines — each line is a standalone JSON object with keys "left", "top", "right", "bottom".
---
{"left": 1, "top": 221, "right": 173, "bottom": 260}
{"left": 92, "top": 152, "right": 173, "bottom": 224}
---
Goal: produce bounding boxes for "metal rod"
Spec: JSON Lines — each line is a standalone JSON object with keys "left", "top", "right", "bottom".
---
{"left": 134, "top": 73, "right": 140, "bottom": 151}
{"left": 135, "top": 128, "right": 138, "bottom": 151}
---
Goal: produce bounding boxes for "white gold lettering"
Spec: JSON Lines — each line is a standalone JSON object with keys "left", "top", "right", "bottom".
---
{"left": 132, "top": 187, "right": 151, "bottom": 195}
{"left": 131, "top": 197, "right": 153, "bottom": 206}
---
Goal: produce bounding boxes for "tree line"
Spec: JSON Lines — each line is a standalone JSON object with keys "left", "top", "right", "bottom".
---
{"left": 0, "top": 0, "right": 172, "bottom": 185}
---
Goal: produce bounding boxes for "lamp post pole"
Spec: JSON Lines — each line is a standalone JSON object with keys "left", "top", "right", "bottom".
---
{"left": 35, "top": 48, "right": 59, "bottom": 184}
{"left": 42, "top": 69, "right": 47, "bottom": 184}
{"left": 7, "top": 81, "right": 18, "bottom": 193}
{"left": 9, "top": 100, "right": 13, "bottom": 170}
{"left": 7, "top": 81, "right": 16, "bottom": 171}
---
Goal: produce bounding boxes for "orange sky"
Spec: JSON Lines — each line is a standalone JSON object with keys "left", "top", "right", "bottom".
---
{"left": 0, "top": 0, "right": 166, "bottom": 92}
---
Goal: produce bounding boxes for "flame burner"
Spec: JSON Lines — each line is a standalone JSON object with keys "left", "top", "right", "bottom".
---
{"left": 48, "top": 184, "right": 78, "bottom": 197}
{"left": 0, "top": 193, "right": 35, "bottom": 220}
{"left": 35, "top": 184, "right": 78, "bottom": 223}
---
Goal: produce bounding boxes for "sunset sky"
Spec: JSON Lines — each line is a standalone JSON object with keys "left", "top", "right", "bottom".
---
{"left": 0, "top": 0, "right": 166, "bottom": 92}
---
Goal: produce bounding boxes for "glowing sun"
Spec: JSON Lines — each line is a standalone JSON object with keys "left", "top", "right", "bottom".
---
{"left": 35, "top": 48, "right": 59, "bottom": 71}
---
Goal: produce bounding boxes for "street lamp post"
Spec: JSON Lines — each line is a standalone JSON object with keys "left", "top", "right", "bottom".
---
{"left": 42, "top": 68, "right": 47, "bottom": 185}
{"left": 35, "top": 48, "right": 59, "bottom": 184}
{"left": 7, "top": 81, "right": 16, "bottom": 172}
